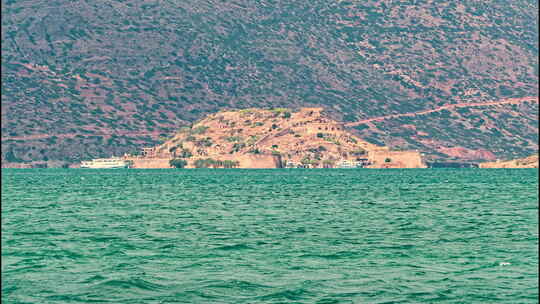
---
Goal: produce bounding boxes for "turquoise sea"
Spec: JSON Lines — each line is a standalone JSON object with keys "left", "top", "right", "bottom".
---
{"left": 2, "top": 169, "right": 538, "bottom": 303}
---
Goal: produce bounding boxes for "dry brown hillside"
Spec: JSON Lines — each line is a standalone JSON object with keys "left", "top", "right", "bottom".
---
{"left": 134, "top": 107, "right": 424, "bottom": 168}
{"left": 2, "top": 0, "right": 538, "bottom": 165}
{"left": 480, "top": 154, "right": 538, "bottom": 168}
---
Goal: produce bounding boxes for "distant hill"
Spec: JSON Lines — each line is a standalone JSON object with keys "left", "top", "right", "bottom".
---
{"left": 1, "top": 0, "right": 538, "bottom": 165}
{"left": 480, "top": 154, "right": 539, "bottom": 168}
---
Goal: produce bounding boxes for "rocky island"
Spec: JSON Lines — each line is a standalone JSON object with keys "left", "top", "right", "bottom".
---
{"left": 479, "top": 154, "right": 539, "bottom": 168}
{"left": 123, "top": 107, "right": 425, "bottom": 169}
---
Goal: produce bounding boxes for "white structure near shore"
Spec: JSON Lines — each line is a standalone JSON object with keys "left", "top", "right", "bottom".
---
{"left": 80, "top": 157, "right": 130, "bottom": 169}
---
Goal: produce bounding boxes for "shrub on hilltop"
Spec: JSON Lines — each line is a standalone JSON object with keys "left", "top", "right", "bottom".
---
{"left": 170, "top": 158, "right": 187, "bottom": 168}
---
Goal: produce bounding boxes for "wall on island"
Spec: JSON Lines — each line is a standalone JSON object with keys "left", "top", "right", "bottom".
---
{"left": 128, "top": 158, "right": 172, "bottom": 169}
{"left": 186, "top": 154, "right": 280, "bottom": 168}
{"left": 237, "top": 154, "right": 281, "bottom": 168}
{"left": 368, "top": 150, "right": 426, "bottom": 168}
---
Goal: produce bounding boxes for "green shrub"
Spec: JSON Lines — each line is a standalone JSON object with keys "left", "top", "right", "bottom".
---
{"left": 300, "top": 156, "right": 320, "bottom": 166}
{"left": 180, "top": 148, "right": 193, "bottom": 158}
{"left": 170, "top": 159, "right": 187, "bottom": 168}
{"left": 226, "top": 136, "right": 243, "bottom": 142}
{"left": 231, "top": 143, "right": 246, "bottom": 153}
{"left": 194, "top": 158, "right": 214, "bottom": 168}
{"left": 300, "top": 156, "right": 311, "bottom": 165}
{"left": 246, "top": 136, "right": 259, "bottom": 145}
{"left": 223, "top": 160, "right": 240, "bottom": 168}
{"left": 353, "top": 148, "right": 366, "bottom": 155}
{"left": 324, "top": 136, "right": 340, "bottom": 145}
{"left": 195, "top": 137, "right": 212, "bottom": 147}
{"left": 355, "top": 124, "right": 369, "bottom": 131}
{"left": 178, "top": 126, "right": 191, "bottom": 133}
{"left": 239, "top": 109, "right": 254, "bottom": 115}
{"left": 323, "top": 159, "right": 335, "bottom": 167}
{"left": 191, "top": 126, "right": 209, "bottom": 135}
{"left": 193, "top": 158, "right": 239, "bottom": 168}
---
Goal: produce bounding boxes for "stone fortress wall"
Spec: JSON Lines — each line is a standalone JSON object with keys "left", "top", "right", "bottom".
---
{"left": 127, "top": 157, "right": 172, "bottom": 168}
{"left": 367, "top": 150, "right": 426, "bottom": 168}
{"left": 126, "top": 153, "right": 280, "bottom": 169}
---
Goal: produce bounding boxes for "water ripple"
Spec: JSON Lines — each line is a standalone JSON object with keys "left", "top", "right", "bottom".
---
{"left": 2, "top": 168, "right": 538, "bottom": 303}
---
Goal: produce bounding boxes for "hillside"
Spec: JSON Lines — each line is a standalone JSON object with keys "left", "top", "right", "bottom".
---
{"left": 132, "top": 107, "right": 425, "bottom": 168}
{"left": 1, "top": 0, "right": 538, "bottom": 164}
{"left": 480, "top": 154, "right": 539, "bottom": 168}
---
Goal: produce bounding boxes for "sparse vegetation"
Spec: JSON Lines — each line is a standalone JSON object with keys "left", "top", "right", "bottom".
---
{"left": 191, "top": 126, "right": 209, "bottom": 135}
{"left": 231, "top": 143, "right": 246, "bottom": 153}
{"left": 194, "top": 137, "right": 213, "bottom": 147}
{"left": 239, "top": 109, "right": 254, "bottom": 115}
{"left": 169, "top": 158, "right": 187, "bottom": 168}
{"left": 323, "top": 159, "right": 335, "bottom": 168}
{"left": 352, "top": 148, "right": 366, "bottom": 156}
{"left": 324, "top": 136, "right": 340, "bottom": 145}
{"left": 180, "top": 148, "right": 193, "bottom": 158}
{"left": 246, "top": 136, "right": 259, "bottom": 146}
{"left": 248, "top": 148, "right": 261, "bottom": 154}
{"left": 194, "top": 158, "right": 213, "bottom": 168}
{"left": 226, "top": 136, "right": 243, "bottom": 142}
{"left": 193, "top": 158, "right": 240, "bottom": 168}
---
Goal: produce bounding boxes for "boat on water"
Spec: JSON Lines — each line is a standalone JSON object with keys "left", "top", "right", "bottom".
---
{"left": 80, "top": 157, "right": 130, "bottom": 169}
{"left": 337, "top": 160, "right": 357, "bottom": 168}
{"left": 337, "top": 159, "right": 369, "bottom": 168}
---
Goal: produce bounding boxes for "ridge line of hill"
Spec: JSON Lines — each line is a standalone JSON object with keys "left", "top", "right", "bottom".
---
{"left": 345, "top": 96, "right": 539, "bottom": 127}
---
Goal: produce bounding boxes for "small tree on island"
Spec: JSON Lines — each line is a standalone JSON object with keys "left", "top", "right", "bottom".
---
{"left": 170, "top": 159, "right": 188, "bottom": 168}
{"left": 194, "top": 158, "right": 212, "bottom": 168}
{"left": 223, "top": 160, "right": 240, "bottom": 168}
{"left": 323, "top": 159, "right": 335, "bottom": 168}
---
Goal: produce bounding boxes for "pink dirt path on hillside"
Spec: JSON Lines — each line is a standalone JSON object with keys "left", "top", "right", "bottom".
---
{"left": 345, "top": 96, "right": 539, "bottom": 127}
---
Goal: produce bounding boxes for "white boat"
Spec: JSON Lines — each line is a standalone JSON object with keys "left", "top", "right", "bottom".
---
{"left": 337, "top": 160, "right": 357, "bottom": 168}
{"left": 80, "top": 157, "right": 129, "bottom": 169}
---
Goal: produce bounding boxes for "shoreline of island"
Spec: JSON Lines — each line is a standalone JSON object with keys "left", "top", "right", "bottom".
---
{"left": 2, "top": 107, "right": 537, "bottom": 169}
